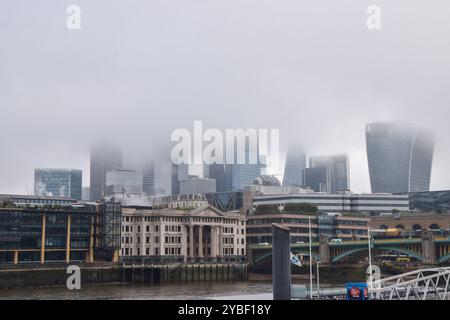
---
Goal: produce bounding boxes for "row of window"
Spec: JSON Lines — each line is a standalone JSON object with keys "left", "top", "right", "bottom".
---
{"left": 121, "top": 246, "right": 245, "bottom": 256}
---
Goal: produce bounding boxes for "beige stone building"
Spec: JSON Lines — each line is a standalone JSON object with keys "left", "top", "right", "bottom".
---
{"left": 120, "top": 204, "right": 246, "bottom": 264}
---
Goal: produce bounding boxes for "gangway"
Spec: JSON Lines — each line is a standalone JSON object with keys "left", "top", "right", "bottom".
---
{"left": 370, "top": 267, "right": 450, "bottom": 300}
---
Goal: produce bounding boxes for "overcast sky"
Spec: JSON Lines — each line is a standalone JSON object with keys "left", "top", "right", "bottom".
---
{"left": 1, "top": 0, "right": 450, "bottom": 194}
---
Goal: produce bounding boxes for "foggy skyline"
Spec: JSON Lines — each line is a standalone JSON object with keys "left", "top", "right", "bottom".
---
{"left": 1, "top": 1, "right": 450, "bottom": 194}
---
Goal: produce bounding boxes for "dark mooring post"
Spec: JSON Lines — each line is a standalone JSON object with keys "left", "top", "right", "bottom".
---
{"left": 272, "top": 223, "right": 291, "bottom": 300}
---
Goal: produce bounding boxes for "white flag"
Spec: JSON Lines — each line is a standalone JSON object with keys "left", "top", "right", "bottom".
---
{"left": 290, "top": 252, "right": 302, "bottom": 267}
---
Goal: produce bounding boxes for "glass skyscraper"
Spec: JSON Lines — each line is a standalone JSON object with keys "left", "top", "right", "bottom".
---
{"left": 90, "top": 143, "right": 122, "bottom": 201}
{"left": 366, "top": 122, "right": 434, "bottom": 193}
{"left": 306, "top": 154, "right": 350, "bottom": 194}
{"left": 34, "top": 168, "right": 82, "bottom": 200}
{"left": 282, "top": 146, "right": 306, "bottom": 186}
{"left": 142, "top": 162, "right": 155, "bottom": 195}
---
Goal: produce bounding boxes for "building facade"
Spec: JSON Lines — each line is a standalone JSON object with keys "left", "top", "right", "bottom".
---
{"left": 282, "top": 146, "right": 306, "bottom": 187}
{"left": 0, "top": 201, "right": 121, "bottom": 265}
{"left": 34, "top": 168, "right": 82, "bottom": 200}
{"left": 366, "top": 122, "right": 434, "bottom": 193}
{"left": 142, "top": 162, "right": 155, "bottom": 196}
{"left": 105, "top": 169, "right": 143, "bottom": 196}
{"left": 252, "top": 193, "right": 410, "bottom": 214}
{"left": 90, "top": 143, "right": 122, "bottom": 201}
{"left": 0, "top": 194, "right": 77, "bottom": 206}
{"left": 370, "top": 214, "right": 450, "bottom": 235}
{"left": 408, "top": 190, "right": 450, "bottom": 213}
{"left": 209, "top": 163, "right": 233, "bottom": 192}
{"left": 120, "top": 205, "right": 246, "bottom": 264}
{"left": 179, "top": 177, "right": 216, "bottom": 194}
{"left": 246, "top": 213, "right": 369, "bottom": 244}
{"left": 306, "top": 154, "right": 350, "bottom": 194}
{"left": 303, "top": 167, "right": 327, "bottom": 192}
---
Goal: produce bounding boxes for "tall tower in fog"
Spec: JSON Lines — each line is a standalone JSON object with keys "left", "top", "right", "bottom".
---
{"left": 282, "top": 146, "right": 306, "bottom": 187}
{"left": 142, "top": 161, "right": 155, "bottom": 196}
{"left": 365, "top": 122, "right": 434, "bottom": 193}
{"left": 90, "top": 143, "right": 122, "bottom": 201}
{"left": 306, "top": 154, "right": 350, "bottom": 193}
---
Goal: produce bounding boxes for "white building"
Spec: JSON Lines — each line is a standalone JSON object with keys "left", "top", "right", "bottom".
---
{"left": 120, "top": 204, "right": 246, "bottom": 264}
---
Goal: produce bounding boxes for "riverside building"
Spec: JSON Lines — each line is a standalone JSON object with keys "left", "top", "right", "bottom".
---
{"left": 0, "top": 199, "right": 121, "bottom": 265}
{"left": 120, "top": 200, "right": 246, "bottom": 264}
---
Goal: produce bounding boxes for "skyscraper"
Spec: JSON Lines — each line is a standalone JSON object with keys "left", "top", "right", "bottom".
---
{"left": 142, "top": 162, "right": 155, "bottom": 196}
{"left": 90, "top": 143, "right": 122, "bottom": 201}
{"left": 306, "top": 154, "right": 350, "bottom": 194}
{"left": 282, "top": 147, "right": 306, "bottom": 186}
{"left": 34, "top": 168, "right": 82, "bottom": 200}
{"left": 208, "top": 137, "right": 263, "bottom": 192}
{"left": 303, "top": 167, "right": 327, "bottom": 192}
{"left": 171, "top": 163, "right": 180, "bottom": 195}
{"left": 366, "top": 122, "right": 434, "bottom": 193}
{"left": 209, "top": 163, "right": 233, "bottom": 192}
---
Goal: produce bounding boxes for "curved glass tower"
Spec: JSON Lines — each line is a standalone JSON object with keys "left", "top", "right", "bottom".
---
{"left": 365, "top": 122, "right": 434, "bottom": 193}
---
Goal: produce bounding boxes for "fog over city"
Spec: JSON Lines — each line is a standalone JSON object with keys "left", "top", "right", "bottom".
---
{"left": 1, "top": 0, "right": 450, "bottom": 194}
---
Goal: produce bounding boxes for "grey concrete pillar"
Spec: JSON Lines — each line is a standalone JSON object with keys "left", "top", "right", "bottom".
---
{"left": 319, "top": 234, "right": 330, "bottom": 264}
{"left": 421, "top": 229, "right": 436, "bottom": 264}
{"left": 272, "top": 223, "right": 291, "bottom": 300}
{"left": 189, "top": 225, "right": 194, "bottom": 259}
{"left": 218, "top": 226, "right": 223, "bottom": 259}
{"left": 198, "top": 225, "right": 204, "bottom": 258}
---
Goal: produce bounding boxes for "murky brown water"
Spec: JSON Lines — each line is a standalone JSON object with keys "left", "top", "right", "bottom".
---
{"left": 0, "top": 281, "right": 273, "bottom": 300}
{"left": 0, "top": 280, "right": 345, "bottom": 300}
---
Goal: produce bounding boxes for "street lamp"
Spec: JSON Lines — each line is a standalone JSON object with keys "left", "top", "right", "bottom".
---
{"left": 308, "top": 217, "right": 313, "bottom": 299}
{"left": 316, "top": 260, "right": 320, "bottom": 298}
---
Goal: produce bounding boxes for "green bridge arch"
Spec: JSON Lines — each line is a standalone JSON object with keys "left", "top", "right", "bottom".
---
{"left": 332, "top": 246, "right": 424, "bottom": 263}
{"left": 438, "top": 254, "right": 450, "bottom": 264}
{"left": 253, "top": 250, "right": 320, "bottom": 265}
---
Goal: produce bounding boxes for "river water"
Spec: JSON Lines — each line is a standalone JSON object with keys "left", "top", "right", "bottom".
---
{"left": 0, "top": 281, "right": 345, "bottom": 300}
{"left": 0, "top": 281, "right": 272, "bottom": 300}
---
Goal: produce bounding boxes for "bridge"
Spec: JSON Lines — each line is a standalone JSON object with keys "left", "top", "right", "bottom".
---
{"left": 250, "top": 230, "right": 450, "bottom": 266}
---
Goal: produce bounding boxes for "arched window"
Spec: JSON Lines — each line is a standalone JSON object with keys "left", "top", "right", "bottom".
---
{"left": 412, "top": 224, "right": 422, "bottom": 231}
{"left": 395, "top": 224, "right": 404, "bottom": 229}
{"left": 429, "top": 224, "right": 440, "bottom": 230}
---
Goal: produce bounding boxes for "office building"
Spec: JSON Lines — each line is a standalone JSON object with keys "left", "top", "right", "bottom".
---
{"left": 142, "top": 162, "right": 155, "bottom": 196}
{"left": 120, "top": 203, "right": 246, "bottom": 264}
{"left": 305, "top": 154, "right": 350, "bottom": 194}
{"left": 90, "top": 143, "right": 122, "bottom": 201}
{"left": 366, "top": 122, "right": 434, "bottom": 193}
{"left": 0, "top": 200, "right": 121, "bottom": 265}
{"left": 205, "top": 191, "right": 244, "bottom": 212}
{"left": 283, "top": 147, "right": 306, "bottom": 187}
{"left": 209, "top": 163, "right": 233, "bottom": 192}
{"left": 252, "top": 193, "right": 410, "bottom": 214}
{"left": 105, "top": 169, "right": 143, "bottom": 196}
{"left": 34, "top": 168, "right": 82, "bottom": 200}
{"left": 171, "top": 163, "right": 206, "bottom": 195}
{"left": 246, "top": 211, "right": 369, "bottom": 244}
{"left": 82, "top": 187, "right": 90, "bottom": 201}
{"left": 0, "top": 194, "right": 77, "bottom": 206}
{"left": 179, "top": 177, "right": 216, "bottom": 194}
{"left": 303, "top": 167, "right": 327, "bottom": 192}
{"left": 408, "top": 190, "right": 450, "bottom": 213}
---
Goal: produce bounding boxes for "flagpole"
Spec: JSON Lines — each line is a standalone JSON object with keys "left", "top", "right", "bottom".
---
{"left": 309, "top": 217, "right": 313, "bottom": 299}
